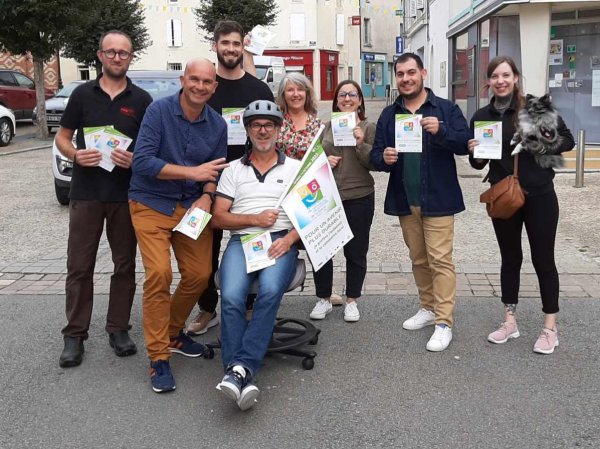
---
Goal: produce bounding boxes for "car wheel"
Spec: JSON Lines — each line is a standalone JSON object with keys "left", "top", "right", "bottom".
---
{"left": 0, "top": 118, "right": 12, "bottom": 147}
{"left": 54, "top": 181, "right": 70, "bottom": 205}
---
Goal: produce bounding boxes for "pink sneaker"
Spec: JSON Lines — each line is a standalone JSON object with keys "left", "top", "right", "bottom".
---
{"left": 487, "top": 321, "right": 520, "bottom": 344}
{"left": 533, "top": 328, "right": 559, "bottom": 354}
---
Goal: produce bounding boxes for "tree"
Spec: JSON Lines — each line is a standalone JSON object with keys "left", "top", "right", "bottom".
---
{"left": 194, "top": 0, "right": 279, "bottom": 41}
{"left": 0, "top": 0, "right": 92, "bottom": 138}
{"left": 62, "top": 0, "right": 151, "bottom": 76}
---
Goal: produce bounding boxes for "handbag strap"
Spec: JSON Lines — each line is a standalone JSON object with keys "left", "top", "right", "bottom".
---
{"left": 481, "top": 154, "right": 520, "bottom": 183}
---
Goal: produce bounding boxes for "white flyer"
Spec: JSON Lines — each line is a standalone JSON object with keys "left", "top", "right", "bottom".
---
{"left": 395, "top": 114, "right": 423, "bottom": 153}
{"left": 96, "top": 128, "right": 133, "bottom": 172}
{"left": 245, "top": 25, "right": 276, "bottom": 56}
{"left": 241, "top": 231, "right": 276, "bottom": 273}
{"left": 331, "top": 112, "right": 357, "bottom": 146}
{"left": 473, "top": 121, "right": 502, "bottom": 159}
{"left": 222, "top": 108, "right": 247, "bottom": 146}
{"left": 173, "top": 208, "right": 212, "bottom": 240}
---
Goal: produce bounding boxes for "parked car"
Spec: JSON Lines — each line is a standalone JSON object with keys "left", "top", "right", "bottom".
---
{"left": 51, "top": 70, "right": 182, "bottom": 205}
{"left": 33, "top": 81, "right": 85, "bottom": 132}
{"left": 0, "top": 104, "right": 16, "bottom": 147}
{"left": 0, "top": 69, "right": 54, "bottom": 120}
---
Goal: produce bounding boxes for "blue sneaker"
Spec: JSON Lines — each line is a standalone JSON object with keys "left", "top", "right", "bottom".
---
{"left": 216, "top": 365, "right": 260, "bottom": 410}
{"left": 149, "top": 360, "right": 175, "bottom": 393}
{"left": 238, "top": 382, "right": 260, "bottom": 411}
{"left": 169, "top": 331, "right": 209, "bottom": 357}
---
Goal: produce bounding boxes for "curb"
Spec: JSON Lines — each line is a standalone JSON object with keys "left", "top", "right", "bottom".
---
{"left": 0, "top": 144, "right": 52, "bottom": 157}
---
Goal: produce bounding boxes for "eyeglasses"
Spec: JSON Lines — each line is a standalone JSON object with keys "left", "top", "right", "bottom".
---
{"left": 249, "top": 122, "right": 276, "bottom": 132}
{"left": 337, "top": 91, "right": 359, "bottom": 99}
{"left": 100, "top": 49, "right": 132, "bottom": 59}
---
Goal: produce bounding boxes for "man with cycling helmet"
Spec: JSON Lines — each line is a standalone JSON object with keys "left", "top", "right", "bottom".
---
{"left": 212, "top": 100, "right": 301, "bottom": 410}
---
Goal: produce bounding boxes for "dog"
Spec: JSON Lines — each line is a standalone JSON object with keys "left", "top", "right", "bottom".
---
{"left": 510, "top": 94, "right": 564, "bottom": 168}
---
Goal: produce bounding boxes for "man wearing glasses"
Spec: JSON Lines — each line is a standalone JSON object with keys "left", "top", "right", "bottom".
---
{"left": 56, "top": 30, "right": 153, "bottom": 368}
{"left": 213, "top": 100, "right": 300, "bottom": 410}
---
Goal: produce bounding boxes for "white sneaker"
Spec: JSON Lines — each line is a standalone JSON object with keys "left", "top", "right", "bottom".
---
{"left": 310, "top": 299, "right": 333, "bottom": 320}
{"left": 344, "top": 302, "right": 360, "bottom": 322}
{"left": 402, "top": 308, "right": 435, "bottom": 330}
{"left": 426, "top": 325, "right": 453, "bottom": 352}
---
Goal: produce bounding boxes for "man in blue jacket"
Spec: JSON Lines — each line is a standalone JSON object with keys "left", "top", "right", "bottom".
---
{"left": 370, "top": 53, "right": 471, "bottom": 352}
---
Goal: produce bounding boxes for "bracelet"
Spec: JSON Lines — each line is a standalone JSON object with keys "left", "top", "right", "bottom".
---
{"left": 202, "top": 191, "right": 215, "bottom": 201}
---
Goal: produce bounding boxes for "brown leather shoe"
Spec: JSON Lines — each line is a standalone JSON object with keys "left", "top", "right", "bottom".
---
{"left": 186, "top": 310, "right": 219, "bottom": 336}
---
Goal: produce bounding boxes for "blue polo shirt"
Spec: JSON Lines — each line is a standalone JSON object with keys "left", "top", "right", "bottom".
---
{"left": 129, "top": 92, "right": 227, "bottom": 216}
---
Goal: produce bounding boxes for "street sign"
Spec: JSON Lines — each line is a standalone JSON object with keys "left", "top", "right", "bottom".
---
{"left": 351, "top": 16, "right": 361, "bottom": 26}
{"left": 396, "top": 36, "right": 404, "bottom": 54}
{"left": 395, "top": 9, "right": 403, "bottom": 16}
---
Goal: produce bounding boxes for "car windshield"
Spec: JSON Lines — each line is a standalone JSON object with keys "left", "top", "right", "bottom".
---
{"left": 255, "top": 67, "right": 268, "bottom": 80}
{"left": 55, "top": 82, "right": 82, "bottom": 98}
{"left": 131, "top": 78, "right": 181, "bottom": 100}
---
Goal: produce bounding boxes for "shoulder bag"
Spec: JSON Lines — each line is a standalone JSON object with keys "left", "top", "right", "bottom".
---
{"left": 479, "top": 154, "right": 525, "bottom": 219}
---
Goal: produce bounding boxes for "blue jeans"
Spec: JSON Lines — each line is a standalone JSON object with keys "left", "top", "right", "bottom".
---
{"left": 219, "top": 232, "right": 298, "bottom": 376}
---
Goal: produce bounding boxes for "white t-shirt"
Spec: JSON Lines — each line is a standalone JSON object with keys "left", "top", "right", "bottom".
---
{"left": 216, "top": 153, "right": 300, "bottom": 235}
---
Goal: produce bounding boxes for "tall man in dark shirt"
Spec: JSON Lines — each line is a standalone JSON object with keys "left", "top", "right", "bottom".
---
{"left": 129, "top": 58, "right": 228, "bottom": 393}
{"left": 187, "top": 20, "right": 275, "bottom": 336}
{"left": 56, "top": 30, "right": 152, "bottom": 368}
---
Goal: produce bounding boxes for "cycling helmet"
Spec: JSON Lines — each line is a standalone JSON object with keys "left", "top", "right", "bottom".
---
{"left": 243, "top": 100, "right": 284, "bottom": 127}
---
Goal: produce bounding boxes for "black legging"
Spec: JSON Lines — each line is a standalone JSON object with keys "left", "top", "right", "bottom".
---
{"left": 491, "top": 189, "right": 559, "bottom": 314}
{"left": 314, "top": 192, "right": 375, "bottom": 299}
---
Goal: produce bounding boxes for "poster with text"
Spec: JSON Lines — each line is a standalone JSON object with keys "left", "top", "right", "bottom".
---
{"left": 278, "top": 129, "right": 353, "bottom": 271}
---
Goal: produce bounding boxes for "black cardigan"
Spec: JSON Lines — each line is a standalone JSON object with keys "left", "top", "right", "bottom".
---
{"left": 469, "top": 96, "right": 575, "bottom": 197}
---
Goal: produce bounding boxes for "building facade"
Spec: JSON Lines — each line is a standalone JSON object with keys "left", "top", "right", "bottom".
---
{"left": 446, "top": 0, "right": 600, "bottom": 143}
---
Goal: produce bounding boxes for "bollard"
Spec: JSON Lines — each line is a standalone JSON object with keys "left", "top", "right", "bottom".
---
{"left": 575, "top": 129, "right": 585, "bottom": 188}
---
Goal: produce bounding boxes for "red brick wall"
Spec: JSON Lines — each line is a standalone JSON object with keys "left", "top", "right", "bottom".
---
{"left": 0, "top": 52, "right": 59, "bottom": 91}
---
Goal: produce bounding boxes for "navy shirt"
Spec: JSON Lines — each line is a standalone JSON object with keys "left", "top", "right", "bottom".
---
{"left": 60, "top": 76, "right": 152, "bottom": 202}
{"left": 370, "top": 89, "right": 472, "bottom": 217}
{"left": 129, "top": 92, "right": 227, "bottom": 216}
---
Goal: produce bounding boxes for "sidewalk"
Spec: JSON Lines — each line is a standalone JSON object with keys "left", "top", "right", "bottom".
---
{"left": 1, "top": 98, "right": 599, "bottom": 299}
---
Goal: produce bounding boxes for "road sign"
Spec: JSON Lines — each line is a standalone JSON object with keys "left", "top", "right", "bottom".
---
{"left": 396, "top": 37, "right": 404, "bottom": 54}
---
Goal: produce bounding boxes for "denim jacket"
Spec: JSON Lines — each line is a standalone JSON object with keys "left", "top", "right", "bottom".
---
{"left": 370, "top": 89, "right": 472, "bottom": 217}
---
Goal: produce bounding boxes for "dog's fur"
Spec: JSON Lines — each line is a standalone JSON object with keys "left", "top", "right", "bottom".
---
{"left": 510, "top": 94, "right": 564, "bottom": 168}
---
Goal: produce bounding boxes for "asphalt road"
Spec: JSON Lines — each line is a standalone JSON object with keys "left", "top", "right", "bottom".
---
{"left": 1, "top": 294, "right": 598, "bottom": 448}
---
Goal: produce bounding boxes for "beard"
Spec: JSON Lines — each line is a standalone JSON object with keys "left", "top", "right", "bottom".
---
{"left": 217, "top": 51, "right": 243, "bottom": 70}
{"left": 399, "top": 79, "right": 424, "bottom": 100}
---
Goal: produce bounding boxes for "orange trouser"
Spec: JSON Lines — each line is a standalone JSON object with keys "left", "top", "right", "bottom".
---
{"left": 130, "top": 201, "right": 212, "bottom": 361}
{"left": 399, "top": 206, "right": 456, "bottom": 327}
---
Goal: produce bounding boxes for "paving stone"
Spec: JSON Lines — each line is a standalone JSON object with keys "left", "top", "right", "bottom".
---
{"left": 0, "top": 273, "right": 23, "bottom": 280}
{"left": 381, "top": 263, "right": 400, "bottom": 273}
{"left": 21, "top": 274, "right": 44, "bottom": 281}
{"left": 0, "top": 280, "right": 15, "bottom": 287}
{"left": 468, "top": 279, "right": 491, "bottom": 286}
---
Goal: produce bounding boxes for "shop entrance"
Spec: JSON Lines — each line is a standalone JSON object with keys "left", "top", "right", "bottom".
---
{"left": 549, "top": 23, "right": 600, "bottom": 144}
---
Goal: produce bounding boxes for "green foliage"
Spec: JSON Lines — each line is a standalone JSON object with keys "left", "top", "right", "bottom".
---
{"left": 194, "top": 0, "right": 279, "bottom": 41}
{"left": 62, "top": 0, "right": 151, "bottom": 70}
{"left": 0, "top": 0, "right": 91, "bottom": 60}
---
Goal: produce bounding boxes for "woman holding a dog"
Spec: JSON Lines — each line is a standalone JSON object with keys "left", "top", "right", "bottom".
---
{"left": 467, "top": 56, "right": 574, "bottom": 354}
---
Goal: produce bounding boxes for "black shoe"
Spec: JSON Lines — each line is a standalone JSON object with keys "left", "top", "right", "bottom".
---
{"left": 59, "top": 336, "right": 84, "bottom": 368}
{"left": 109, "top": 330, "right": 137, "bottom": 357}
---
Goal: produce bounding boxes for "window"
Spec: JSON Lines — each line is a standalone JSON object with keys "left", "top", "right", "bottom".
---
{"left": 166, "top": 19, "right": 182, "bottom": 47}
{"left": 364, "top": 18, "right": 371, "bottom": 46}
{"left": 348, "top": 66, "right": 353, "bottom": 81}
{"left": 168, "top": 62, "right": 182, "bottom": 71}
{"left": 0, "top": 72, "right": 17, "bottom": 86}
{"left": 78, "top": 65, "right": 90, "bottom": 80}
{"left": 13, "top": 72, "right": 34, "bottom": 89}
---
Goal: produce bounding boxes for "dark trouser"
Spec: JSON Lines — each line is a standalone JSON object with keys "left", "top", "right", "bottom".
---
{"left": 492, "top": 190, "right": 560, "bottom": 314}
{"left": 196, "top": 228, "right": 223, "bottom": 314}
{"left": 314, "top": 192, "right": 375, "bottom": 299}
{"left": 62, "top": 200, "right": 137, "bottom": 339}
